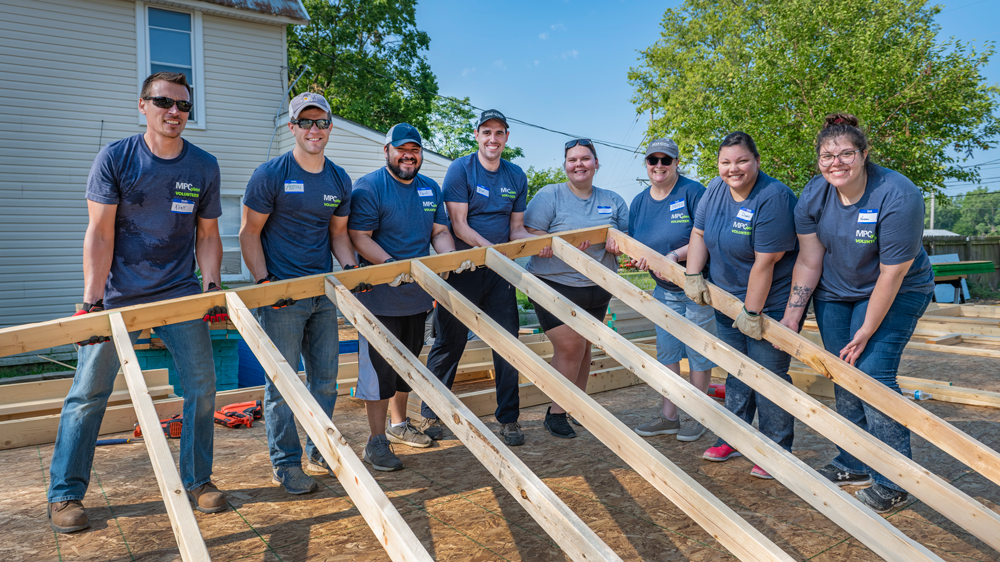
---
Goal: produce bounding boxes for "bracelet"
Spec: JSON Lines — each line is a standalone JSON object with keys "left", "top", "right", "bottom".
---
{"left": 743, "top": 306, "right": 760, "bottom": 317}
{"left": 667, "top": 251, "right": 679, "bottom": 260}
{"left": 384, "top": 257, "right": 396, "bottom": 263}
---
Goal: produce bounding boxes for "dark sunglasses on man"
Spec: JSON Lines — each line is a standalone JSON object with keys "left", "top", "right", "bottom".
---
{"left": 142, "top": 96, "right": 193, "bottom": 113}
{"left": 565, "top": 138, "right": 594, "bottom": 149}
{"left": 291, "top": 118, "right": 332, "bottom": 130}
{"left": 646, "top": 155, "right": 674, "bottom": 167}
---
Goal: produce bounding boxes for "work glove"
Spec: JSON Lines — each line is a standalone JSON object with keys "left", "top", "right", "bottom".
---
{"left": 381, "top": 257, "right": 412, "bottom": 287}
{"left": 203, "top": 283, "right": 230, "bottom": 323}
{"left": 684, "top": 273, "right": 712, "bottom": 306}
{"left": 256, "top": 275, "right": 296, "bottom": 309}
{"left": 440, "top": 259, "right": 476, "bottom": 280}
{"left": 73, "top": 300, "right": 111, "bottom": 346}
{"left": 343, "top": 264, "right": 373, "bottom": 294}
{"left": 733, "top": 306, "right": 764, "bottom": 340}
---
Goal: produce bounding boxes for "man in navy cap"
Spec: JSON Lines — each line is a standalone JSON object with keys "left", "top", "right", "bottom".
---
{"left": 420, "top": 109, "right": 532, "bottom": 446}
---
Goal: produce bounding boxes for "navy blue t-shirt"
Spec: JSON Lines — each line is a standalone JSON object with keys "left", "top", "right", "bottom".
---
{"left": 348, "top": 167, "right": 449, "bottom": 316}
{"left": 443, "top": 153, "right": 528, "bottom": 250}
{"left": 243, "top": 151, "right": 352, "bottom": 280}
{"left": 629, "top": 176, "right": 705, "bottom": 292}
{"left": 86, "top": 134, "right": 221, "bottom": 309}
{"left": 795, "top": 165, "right": 935, "bottom": 302}
{"left": 694, "top": 172, "right": 798, "bottom": 313}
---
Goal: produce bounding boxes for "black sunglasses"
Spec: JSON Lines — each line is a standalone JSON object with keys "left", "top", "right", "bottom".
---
{"left": 142, "top": 96, "right": 193, "bottom": 113}
{"left": 291, "top": 118, "right": 332, "bottom": 130}
{"left": 646, "top": 155, "right": 674, "bottom": 166}
{"left": 565, "top": 138, "right": 594, "bottom": 149}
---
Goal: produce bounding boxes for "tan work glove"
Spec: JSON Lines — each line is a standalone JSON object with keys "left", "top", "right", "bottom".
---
{"left": 441, "top": 259, "right": 477, "bottom": 280}
{"left": 389, "top": 272, "right": 413, "bottom": 287}
{"left": 733, "top": 306, "right": 764, "bottom": 340}
{"left": 684, "top": 273, "right": 712, "bottom": 306}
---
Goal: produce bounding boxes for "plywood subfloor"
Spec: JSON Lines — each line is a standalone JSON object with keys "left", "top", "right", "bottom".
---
{"left": 1, "top": 348, "right": 999, "bottom": 561}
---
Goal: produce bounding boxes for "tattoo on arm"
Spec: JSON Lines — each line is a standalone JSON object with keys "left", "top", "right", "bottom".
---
{"left": 789, "top": 284, "right": 813, "bottom": 308}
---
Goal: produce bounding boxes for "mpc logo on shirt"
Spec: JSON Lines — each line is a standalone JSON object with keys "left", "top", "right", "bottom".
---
{"left": 174, "top": 181, "right": 200, "bottom": 198}
{"left": 323, "top": 194, "right": 341, "bottom": 208}
{"left": 499, "top": 185, "right": 517, "bottom": 200}
{"left": 731, "top": 207, "right": 754, "bottom": 236}
{"left": 422, "top": 199, "right": 438, "bottom": 212}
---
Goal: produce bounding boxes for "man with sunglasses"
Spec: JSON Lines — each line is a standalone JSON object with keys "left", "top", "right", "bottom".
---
{"left": 240, "top": 92, "right": 358, "bottom": 494}
{"left": 419, "top": 109, "right": 532, "bottom": 447}
{"left": 48, "top": 72, "right": 226, "bottom": 533}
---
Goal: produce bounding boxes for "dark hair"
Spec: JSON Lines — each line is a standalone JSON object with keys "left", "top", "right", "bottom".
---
{"left": 564, "top": 140, "right": 598, "bottom": 160}
{"left": 140, "top": 72, "right": 191, "bottom": 99}
{"left": 816, "top": 112, "right": 872, "bottom": 169}
{"left": 717, "top": 131, "right": 759, "bottom": 158}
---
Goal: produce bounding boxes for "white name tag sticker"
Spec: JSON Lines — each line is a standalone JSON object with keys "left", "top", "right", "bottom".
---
{"left": 171, "top": 198, "right": 195, "bottom": 214}
{"left": 417, "top": 188, "right": 434, "bottom": 197}
{"left": 284, "top": 180, "right": 304, "bottom": 193}
{"left": 476, "top": 185, "right": 490, "bottom": 197}
{"left": 597, "top": 205, "right": 612, "bottom": 215}
{"left": 858, "top": 209, "right": 879, "bottom": 223}
{"left": 737, "top": 207, "right": 754, "bottom": 221}
{"left": 669, "top": 199, "right": 685, "bottom": 211}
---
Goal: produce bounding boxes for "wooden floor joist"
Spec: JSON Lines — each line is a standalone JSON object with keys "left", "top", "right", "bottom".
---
{"left": 488, "top": 247, "right": 942, "bottom": 562}
{"left": 328, "top": 273, "right": 622, "bottom": 562}
{"left": 553, "top": 237, "right": 1000, "bottom": 552}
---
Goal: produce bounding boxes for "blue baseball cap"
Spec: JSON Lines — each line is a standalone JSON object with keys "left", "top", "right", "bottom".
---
{"left": 385, "top": 123, "right": 422, "bottom": 147}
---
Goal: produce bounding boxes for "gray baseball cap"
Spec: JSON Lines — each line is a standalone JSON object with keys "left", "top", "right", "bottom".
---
{"left": 477, "top": 109, "right": 508, "bottom": 129}
{"left": 385, "top": 123, "right": 423, "bottom": 147}
{"left": 645, "top": 137, "right": 679, "bottom": 159}
{"left": 289, "top": 92, "right": 332, "bottom": 119}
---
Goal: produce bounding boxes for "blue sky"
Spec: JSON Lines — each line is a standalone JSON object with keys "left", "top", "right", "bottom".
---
{"left": 415, "top": 0, "right": 1000, "bottom": 204}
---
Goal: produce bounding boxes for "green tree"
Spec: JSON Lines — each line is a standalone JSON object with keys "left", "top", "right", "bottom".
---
{"left": 629, "top": 0, "right": 1000, "bottom": 194}
{"left": 931, "top": 189, "right": 1000, "bottom": 235}
{"left": 525, "top": 166, "right": 567, "bottom": 202}
{"left": 289, "top": 0, "right": 438, "bottom": 137}
{"left": 425, "top": 96, "right": 524, "bottom": 161}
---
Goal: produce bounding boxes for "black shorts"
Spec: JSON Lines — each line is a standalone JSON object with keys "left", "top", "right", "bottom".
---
{"left": 356, "top": 311, "right": 428, "bottom": 401}
{"left": 529, "top": 279, "right": 612, "bottom": 333}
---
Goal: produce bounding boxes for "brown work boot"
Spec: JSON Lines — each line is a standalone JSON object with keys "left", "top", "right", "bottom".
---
{"left": 187, "top": 482, "right": 227, "bottom": 513}
{"left": 48, "top": 500, "right": 89, "bottom": 533}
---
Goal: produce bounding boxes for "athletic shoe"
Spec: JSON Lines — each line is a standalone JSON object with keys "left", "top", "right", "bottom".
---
{"left": 569, "top": 415, "right": 583, "bottom": 427}
{"left": 48, "top": 500, "right": 89, "bottom": 533}
{"left": 305, "top": 455, "right": 334, "bottom": 477}
{"left": 386, "top": 418, "right": 433, "bottom": 448}
{"left": 544, "top": 407, "right": 576, "bottom": 439}
{"left": 363, "top": 435, "right": 404, "bottom": 472}
{"left": 855, "top": 483, "right": 909, "bottom": 513}
{"left": 816, "top": 463, "right": 873, "bottom": 487}
{"left": 419, "top": 417, "right": 445, "bottom": 441}
{"left": 187, "top": 481, "right": 228, "bottom": 513}
{"left": 272, "top": 466, "right": 318, "bottom": 495}
{"left": 634, "top": 416, "right": 681, "bottom": 437}
{"left": 676, "top": 422, "right": 706, "bottom": 442}
{"left": 499, "top": 422, "right": 525, "bottom": 446}
{"left": 750, "top": 465, "right": 774, "bottom": 480}
{"left": 702, "top": 444, "right": 742, "bottom": 462}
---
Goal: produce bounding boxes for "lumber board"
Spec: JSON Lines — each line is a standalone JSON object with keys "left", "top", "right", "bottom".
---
{"left": 0, "top": 383, "right": 173, "bottom": 421}
{"left": 109, "top": 313, "right": 210, "bottom": 561}
{"left": 925, "top": 334, "right": 962, "bottom": 345}
{"left": 502, "top": 245, "right": 940, "bottom": 562}
{"left": 554, "top": 237, "right": 1000, "bottom": 553}
{"left": 898, "top": 380, "right": 1000, "bottom": 408}
{"left": 0, "top": 368, "right": 169, "bottom": 406}
{"left": 422, "top": 257, "right": 796, "bottom": 562}
{"left": 905, "top": 341, "right": 1000, "bottom": 359}
{"left": 609, "top": 228, "right": 1000, "bottom": 491}
{"left": 0, "top": 227, "right": 607, "bottom": 358}
{"left": 330, "top": 273, "right": 622, "bottom": 562}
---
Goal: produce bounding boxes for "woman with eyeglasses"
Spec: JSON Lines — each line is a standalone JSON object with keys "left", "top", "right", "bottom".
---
{"left": 684, "top": 131, "right": 798, "bottom": 479}
{"left": 628, "top": 138, "right": 716, "bottom": 442}
{"left": 524, "top": 139, "right": 629, "bottom": 439}
{"left": 779, "top": 113, "right": 934, "bottom": 512}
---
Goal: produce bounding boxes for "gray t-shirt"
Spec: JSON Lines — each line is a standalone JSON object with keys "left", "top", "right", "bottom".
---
{"left": 524, "top": 182, "right": 629, "bottom": 287}
{"left": 795, "top": 165, "right": 935, "bottom": 302}
{"left": 629, "top": 176, "right": 705, "bottom": 292}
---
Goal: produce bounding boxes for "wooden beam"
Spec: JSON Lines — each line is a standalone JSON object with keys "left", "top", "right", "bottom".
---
{"left": 414, "top": 259, "right": 795, "bottom": 562}
{"left": 552, "top": 237, "right": 1000, "bottom": 553}
{"left": 609, "top": 228, "right": 1000, "bottom": 490}
{"left": 328, "top": 272, "right": 621, "bottom": 562}
{"left": 225, "top": 293, "right": 433, "bottom": 562}
{"left": 925, "top": 334, "right": 962, "bottom": 345}
{"left": 0, "top": 369, "right": 169, "bottom": 406}
{"left": 489, "top": 247, "right": 940, "bottom": 562}
{"left": 905, "top": 341, "right": 1000, "bottom": 359}
{"left": 0, "top": 227, "right": 607, "bottom": 358}
{"left": 108, "top": 313, "right": 210, "bottom": 561}
{"left": 0, "top": 384, "right": 173, "bottom": 422}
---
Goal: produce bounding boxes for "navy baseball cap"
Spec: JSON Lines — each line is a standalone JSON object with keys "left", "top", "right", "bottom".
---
{"left": 385, "top": 123, "right": 422, "bottom": 147}
{"left": 477, "top": 109, "right": 508, "bottom": 129}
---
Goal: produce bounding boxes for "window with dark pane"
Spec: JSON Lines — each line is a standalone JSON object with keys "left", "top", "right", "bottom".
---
{"left": 148, "top": 7, "right": 196, "bottom": 121}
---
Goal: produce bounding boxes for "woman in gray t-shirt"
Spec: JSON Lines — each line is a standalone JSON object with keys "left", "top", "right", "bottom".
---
{"left": 524, "top": 139, "right": 629, "bottom": 439}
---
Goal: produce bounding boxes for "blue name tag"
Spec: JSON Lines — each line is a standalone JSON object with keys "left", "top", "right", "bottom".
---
{"left": 171, "top": 198, "right": 195, "bottom": 214}
{"left": 858, "top": 209, "right": 878, "bottom": 223}
{"left": 417, "top": 188, "right": 434, "bottom": 197}
{"left": 597, "top": 205, "right": 612, "bottom": 215}
{"left": 476, "top": 185, "right": 490, "bottom": 197}
{"left": 737, "top": 207, "right": 754, "bottom": 221}
{"left": 669, "top": 199, "right": 685, "bottom": 211}
{"left": 284, "top": 180, "right": 304, "bottom": 193}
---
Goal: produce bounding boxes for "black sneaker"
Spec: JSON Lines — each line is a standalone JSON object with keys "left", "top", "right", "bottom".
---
{"left": 816, "top": 463, "right": 873, "bottom": 487}
{"left": 544, "top": 407, "right": 576, "bottom": 439}
{"left": 855, "top": 483, "right": 909, "bottom": 513}
{"left": 499, "top": 422, "right": 525, "bottom": 446}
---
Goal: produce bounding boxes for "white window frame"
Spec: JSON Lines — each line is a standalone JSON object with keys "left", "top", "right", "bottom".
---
{"left": 220, "top": 195, "right": 251, "bottom": 283}
{"left": 135, "top": 1, "right": 206, "bottom": 129}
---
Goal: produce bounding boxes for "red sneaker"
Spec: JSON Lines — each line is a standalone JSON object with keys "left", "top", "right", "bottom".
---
{"left": 702, "top": 444, "right": 742, "bottom": 462}
{"left": 750, "top": 465, "right": 774, "bottom": 480}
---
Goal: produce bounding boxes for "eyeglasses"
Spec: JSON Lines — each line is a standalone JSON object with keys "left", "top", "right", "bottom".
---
{"left": 819, "top": 149, "right": 861, "bottom": 167}
{"left": 565, "top": 138, "right": 594, "bottom": 149}
{"left": 646, "top": 155, "right": 674, "bottom": 167}
{"left": 142, "top": 96, "right": 193, "bottom": 113}
{"left": 291, "top": 118, "right": 332, "bottom": 130}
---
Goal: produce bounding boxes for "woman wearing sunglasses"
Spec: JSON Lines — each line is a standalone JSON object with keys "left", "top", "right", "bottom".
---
{"left": 778, "top": 113, "right": 934, "bottom": 512}
{"left": 684, "top": 131, "right": 798, "bottom": 479}
{"left": 524, "top": 139, "right": 629, "bottom": 439}
{"left": 628, "top": 138, "right": 716, "bottom": 442}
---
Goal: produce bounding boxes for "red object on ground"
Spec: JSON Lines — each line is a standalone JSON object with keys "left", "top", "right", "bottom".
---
{"left": 707, "top": 383, "right": 726, "bottom": 400}
{"left": 134, "top": 414, "right": 183, "bottom": 439}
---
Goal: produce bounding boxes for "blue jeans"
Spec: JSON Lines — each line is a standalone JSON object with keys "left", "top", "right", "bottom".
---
{"left": 49, "top": 319, "right": 217, "bottom": 501}
{"left": 714, "top": 309, "right": 795, "bottom": 452}
{"left": 653, "top": 286, "right": 717, "bottom": 371}
{"left": 814, "top": 291, "right": 932, "bottom": 492}
{"left": 424, "top": 268, "right": 520, "bottom": 424}
{"left": 256, "top": 296, "right": 339, "bottom": 468}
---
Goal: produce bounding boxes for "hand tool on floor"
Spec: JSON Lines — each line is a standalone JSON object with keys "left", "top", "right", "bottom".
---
{"left": 213, "top": 400, "right": 263, "bottom": 429}
{"left": 96, "top": 437, "right": 143, "bottom": 446}
{"left": 133, "top": 413, "right": 183, "bottom": 439}
{"left": 707, "top": 383, "right": 725, "bottom": 399}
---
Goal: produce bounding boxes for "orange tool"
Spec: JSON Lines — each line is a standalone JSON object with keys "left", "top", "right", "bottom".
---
{"left": 133, "top": 414, "right": 183, "bottom": 439}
